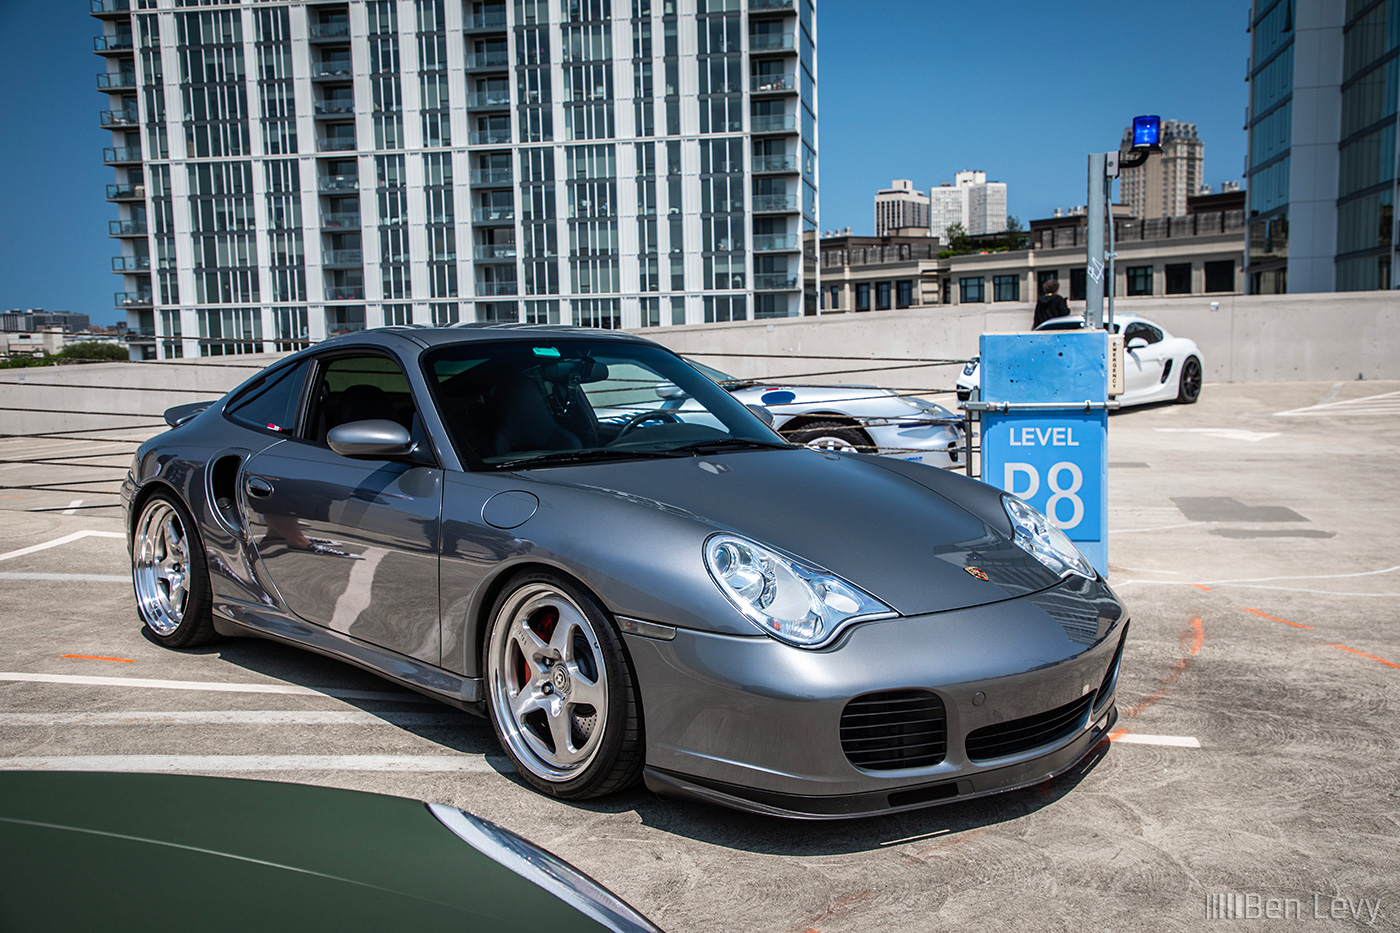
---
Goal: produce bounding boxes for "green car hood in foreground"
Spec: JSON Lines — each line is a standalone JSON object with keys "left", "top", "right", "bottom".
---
{"left": 0, "top": 771, "right": 660, "bottom": 932}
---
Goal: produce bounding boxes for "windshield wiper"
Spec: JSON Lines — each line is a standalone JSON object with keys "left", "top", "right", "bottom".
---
{"left": 666, "top": 438, "right": 793, "bottom": 456}
{"left": 495, "top": 448, "right": 681, "bottom": 469}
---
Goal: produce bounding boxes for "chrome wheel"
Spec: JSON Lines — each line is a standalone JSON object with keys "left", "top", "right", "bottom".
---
{"left": 488, "top": 583, "right": 611, "bottom": 782}
{"left": 802, "top": 434, "right": 861, "bottom": 452}
{"left": 133, "top": 499, "right": 191, "bottom": 636}
{"left": 788, "top": 420, "right": 869, "bottom": 453}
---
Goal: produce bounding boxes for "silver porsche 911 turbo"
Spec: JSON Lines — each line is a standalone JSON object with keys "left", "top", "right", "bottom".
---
{"left": 123, "top": 325, "right": 1128, "bottom": 819}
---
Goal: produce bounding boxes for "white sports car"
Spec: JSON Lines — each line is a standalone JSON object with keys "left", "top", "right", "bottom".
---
{"left": 956, "top": 314, "right": 1203, "bottom": 407}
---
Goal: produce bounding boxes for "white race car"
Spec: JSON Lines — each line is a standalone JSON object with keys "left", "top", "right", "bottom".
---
{"left": 956, "top": 314, "right": 1203, "bottom": 407}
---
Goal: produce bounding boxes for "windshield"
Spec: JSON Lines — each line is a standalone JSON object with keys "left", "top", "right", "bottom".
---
{"left": 425, "top": 338, "right": 789, "bottom": 469}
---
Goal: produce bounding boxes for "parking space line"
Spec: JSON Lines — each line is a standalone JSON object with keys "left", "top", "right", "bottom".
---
{"left": 61, "top": 499, "right": 83, "bottom": 515}
{"left": 0, "top": 710, "right": 467, "bottom": 727}
{"left": 0, "top": 530, "right": 125, "bottom": 563}
{"left": 1242, "top": 608, "right": 1312, "bottom": 630}
{"left": 60, "top": 655, "right": 134, "bottom": 663}
{"left": 0, "top": 573, "right": 127, "bottom": 582}
{"left": 0, "top": 671, "right": 437, "bottom": 703}
{"left": 1109, "top": 732, "right": 1201, "bottom": 748}
{"left": 0, "top": 755, "right": 503, "bottom": 773}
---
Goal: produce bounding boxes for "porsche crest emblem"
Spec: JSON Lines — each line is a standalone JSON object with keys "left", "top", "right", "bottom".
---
{"left": 964, "top": 567, "right": 990, "bottom": 581}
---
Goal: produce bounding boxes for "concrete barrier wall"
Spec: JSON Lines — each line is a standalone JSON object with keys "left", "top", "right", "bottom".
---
{"left": 2, "top": 292, "right": 1395, "bottom": 435}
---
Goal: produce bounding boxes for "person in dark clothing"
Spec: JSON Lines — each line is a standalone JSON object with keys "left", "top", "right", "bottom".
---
{"left": 1033, "top": 278, "right": 1070, "bottom": 328}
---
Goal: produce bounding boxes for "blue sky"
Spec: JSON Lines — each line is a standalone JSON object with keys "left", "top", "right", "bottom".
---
{"left": 0, "top": 0, "right": 1249, "bottom": 325}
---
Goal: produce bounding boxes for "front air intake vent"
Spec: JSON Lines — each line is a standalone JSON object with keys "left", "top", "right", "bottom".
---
{"left": 965, "top": 693, "right": 1095, "bottom": 762}
{"left": 840, "top": 690, "right": 947, "bottom": 771}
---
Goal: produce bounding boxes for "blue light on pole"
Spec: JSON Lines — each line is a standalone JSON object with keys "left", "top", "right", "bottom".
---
{"left": 1131, "top": 114, "right": 1161, "bottom": 149}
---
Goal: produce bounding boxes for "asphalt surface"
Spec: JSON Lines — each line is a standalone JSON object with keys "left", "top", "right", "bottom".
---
{"left": 1, "top": 379, "right": 1398, "bottom": 932}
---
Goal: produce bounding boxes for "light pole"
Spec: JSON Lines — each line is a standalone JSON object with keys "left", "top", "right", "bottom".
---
{"left": 1086, "top": 115, "right": 1161, "bottom": 331}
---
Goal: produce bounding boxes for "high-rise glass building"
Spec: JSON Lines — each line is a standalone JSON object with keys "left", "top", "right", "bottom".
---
{"left": 93, "top": 0, "right": 818, "bottom": 360}
{"left": 1245, "top": 0, "right": 1398, "bottom": 294}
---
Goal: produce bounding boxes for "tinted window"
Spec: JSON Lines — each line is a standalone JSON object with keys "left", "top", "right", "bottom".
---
{"left": 307, "top": 354, "right": 418, "bottom": 446}
{"left": 225, "top": 360, "right": 308, "bottom": 435}
{"left": 1124, "top": 322, "right": 1164, "bottom": 344}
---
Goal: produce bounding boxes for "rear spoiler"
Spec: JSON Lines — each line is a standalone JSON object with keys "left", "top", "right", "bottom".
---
{"left": 164, "top": 401, "right": 217, "bottom": 428}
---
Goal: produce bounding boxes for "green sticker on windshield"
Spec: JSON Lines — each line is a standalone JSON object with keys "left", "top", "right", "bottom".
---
{"left": 532, "top": 347, "right": 561, "bottom": 357}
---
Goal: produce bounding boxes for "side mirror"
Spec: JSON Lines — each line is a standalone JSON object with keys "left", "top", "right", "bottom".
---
{"left": 1127, "top": 337, "right": 1149, "bottom": 351}
{"left": 746, "top": 404, "right": 775, "bottom": 427}
{"left": 327, "top": 420, "right": 415, "bottom": 459}
{"left": 654, "top": 381, "right": 685, "bottom": 400}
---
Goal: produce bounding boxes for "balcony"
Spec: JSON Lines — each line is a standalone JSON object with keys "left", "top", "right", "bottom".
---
{"left": 471, "top": 168, "right": 512, "bottom": 186}
{"left": 754, "top": 272, "right": 799, "bottom": 290}
{"left": 754, "top": 234, "right": 798, "bottom": 251}
{"left": 96, "top": 72, "right": 137, "bottom": 91}
{"left": 323, "top": 249, "right": 363, "bottom": 267}
{"left": 107, "top": 183, "right": 146, "bottom": 201}
{"left": 475, "top": 280, "right": 519, "bottom": 296}
{"left": 308, "top": 22, "right": 350, "bottom": 41}
{"left": 465, "top": 10, "right": 508, "bottom": 30}
{"left": 109, "top": 220, "right": 147, "bottom": 236}
{"left": 752, "top": 154, "right": 798, "bottom": 173}
{"left": 751, "top": 113, "right": 796, "bottom": 133}
{"left": 311, "top": 62, "right": 353, "bottom": 80}
{"left": 473, "top": 206, "right": 515, "bottom": 223}
{"left": 115, "top": 291, "right": 152, "bottom": 308}
{"left": 318, "top": 174, "right": 359, "bottom": 193}
{"left": 749, "top": 33, "right": 794, "bottom": 52}
{"left": 90, "top": 0, "right": 132, "bottom": 17}
{"left": 468, "top": 90, "right": 511, "bottom": 109}
{"left": 465, "top": 50, "right": 510, "bottom": 69}
{"left": 94, "top": 34, "right": 135, "bottom": 54}
{"left": 469, "top": 128, "right": 512, "bottom": 145}
{"left": 326, "top": 285, "right": 366, "bottom": 301}
{"left": 753, "top": 194, "right": 797, "bottom": 213}
{"left": 99, "top": 109, "right": 140, "bottom": 127}
{"left": 321, "top": 211, "right": 362, "bottom": 229}
{"left": 474, "top": 244, "right": 518, "bottom": 261}
{"left": 103, "top": 146, "right": 141, "bottom": 163}
{"left": 112, "top": 256, "right": 150, "bottom": 272}
{"left": 751, "top": 73, "right": 796, "bottom": 93}
{"left": 750, "top": 0, "right": 794, "bottom": 9}
{"left": 313, "top": 100, "right": 355, "bottom": 117}
{"left": 317, "top": 136, "right": 357, "bottom": 152}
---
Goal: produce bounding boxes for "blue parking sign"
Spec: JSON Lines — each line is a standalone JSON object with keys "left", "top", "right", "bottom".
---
{"left": 978, "top": 332, "right": 1110, "bottom": 575}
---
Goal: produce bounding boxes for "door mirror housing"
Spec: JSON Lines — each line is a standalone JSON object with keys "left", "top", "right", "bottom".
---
{"left": 327, "top": 420, "right": 415, "bottom": 459}
{"left": 1126, "top": 337, "right": 1149, "bottom": 351}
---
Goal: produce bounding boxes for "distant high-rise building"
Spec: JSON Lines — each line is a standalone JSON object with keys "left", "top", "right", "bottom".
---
{"left": 1245, "top": 1, "right": 1396, "bottom": 294}
{"left": 873, "top": 179, "right": 929, "bottom": 236}
{"left": 93, "top": 0, "right": 819, "bottom": 361}
{"left": 1118, "top": 120, "right": 1204, "bottom": 221}
{"left": 927, "top": 170, "right": 1007, "bottom": 241}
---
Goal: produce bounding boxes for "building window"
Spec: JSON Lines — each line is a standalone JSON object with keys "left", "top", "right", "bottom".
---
{"left": 828, "top": 285, "right": 840, "bottom": 310}
{"left": 1126, "top": 266, "right": 1153, "bottom": 297}
{"left": 993, "top": 274, "right": 1019, "bottom": 302}
{"left": 875, "top": 281, "right": 891, "bottom": 310}
{"left": 1036, "top": 269, "right": 1058, "bottom": 293}
{"left": 1204, "top": 260, "right": 1235, "bottom": 293}
{"left": 1164, "top": 263, "right": 1192, "bottom": 295}
{"left": 959, "top": 276, "right": 984, "bottom": 304}
{"left": 896, "top": 280, "right": 913, "bottom": 308}
{"left": 1069, "top": 268, "right": 1086, "bottom": 301}
{"left": 855, "top": 282, "right": 870, "bottom": 311}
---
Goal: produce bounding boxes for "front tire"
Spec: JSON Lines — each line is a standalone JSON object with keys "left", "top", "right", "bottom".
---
{"left": 786, "top": 420, "right": 872, "bottom": 453}
{"left": 132, "top": 491, "right": 216, "bottom": 648}
{"left": 484, "top": 571, "right": 643, "bottom": 799}
{"left": 1176, "top": 356, "right": 1202, "bottom": 404}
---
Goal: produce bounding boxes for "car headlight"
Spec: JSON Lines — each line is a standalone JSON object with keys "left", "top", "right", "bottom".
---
{"left": 962, "top": 359, "right": 979, "bottom": 376}
{"left": 904, "top": 397, "right": 957, "bottom": 419}
{"left": 704, "top": 534, "right": 894, "bottom": 647}
{"left": 1002, "top": 495, "right": 1096, "bottom": 580}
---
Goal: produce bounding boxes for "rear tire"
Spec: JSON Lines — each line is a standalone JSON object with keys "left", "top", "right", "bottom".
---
{"left": 484, "top": 571, "right": 643, "bottom": 799}
{"left": 131, "top": 491, "right": 217, "bottom": 648}
{"left": 1176, "top": 357, "right": 1202, "bottom": 404}
{"left": 786, "top": 420, "right": 871, "bottom": 453}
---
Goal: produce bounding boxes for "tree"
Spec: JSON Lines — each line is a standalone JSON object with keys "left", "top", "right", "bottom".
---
{"left": 58, "top": 341, "right": 127, "bottom": 361}
{"left": 941, "top": 222, "right": 973, "bottom": 254}
{"left": 1002, "top": 216, "right": 1028, "bottom": 251}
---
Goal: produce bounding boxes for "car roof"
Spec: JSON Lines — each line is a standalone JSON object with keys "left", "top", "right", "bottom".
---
{"left": 316, "top": 324, "right": 656, "bottom": 353}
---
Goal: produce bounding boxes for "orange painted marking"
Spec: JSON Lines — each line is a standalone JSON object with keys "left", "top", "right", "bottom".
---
{"left": 1123, "top": 617, "right": 1204, "bottom": 718}
{"left": 61, "top": 654, "right": 135, "bottom": 664}
{"left": 1242, "top": 607, "right": 1312, "bottom": 630}
{"left": 1191, "top": 583, "right": 1211, "bottom": 592}
{"left": 1108, "top": 728, "right": 1130, "bottom": 741}
{"left": 1330, "top": 644, "right": 1400, "bottom": 671}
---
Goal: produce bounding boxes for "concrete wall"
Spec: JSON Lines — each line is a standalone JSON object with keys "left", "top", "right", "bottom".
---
{"left": 638, "top": 291, "right": 1400, "bottom": 389}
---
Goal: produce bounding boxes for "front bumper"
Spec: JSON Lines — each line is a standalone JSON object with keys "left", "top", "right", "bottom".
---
{"left": 865, "top": 421, "right": 964, "bottom": 467}
{"left": 624, "top": 574, "right": 1126, "bottom": 819}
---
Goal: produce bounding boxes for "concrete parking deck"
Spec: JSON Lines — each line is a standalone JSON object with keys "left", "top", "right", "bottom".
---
{"left": 1, "top": 379, "right": 1397, "bottom": 932}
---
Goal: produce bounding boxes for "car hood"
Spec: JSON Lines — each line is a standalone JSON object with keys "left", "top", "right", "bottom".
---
{"left": 529, "top": 448, "right": 1062, "bottom": 616}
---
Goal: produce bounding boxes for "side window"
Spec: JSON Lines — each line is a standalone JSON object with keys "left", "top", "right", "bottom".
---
{"left": 307, "top": 354, "right": 419, "bottom": 446}
{"left": 225, "top": 360, "right": 309, "bottom": 436}
{"left": 1124, "top": 322, "right": 1164, "bottom": 345}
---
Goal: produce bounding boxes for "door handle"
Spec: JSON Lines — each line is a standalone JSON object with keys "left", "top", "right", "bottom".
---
{"left": 245, "top": 476, "right": 274, "bottom": 498}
